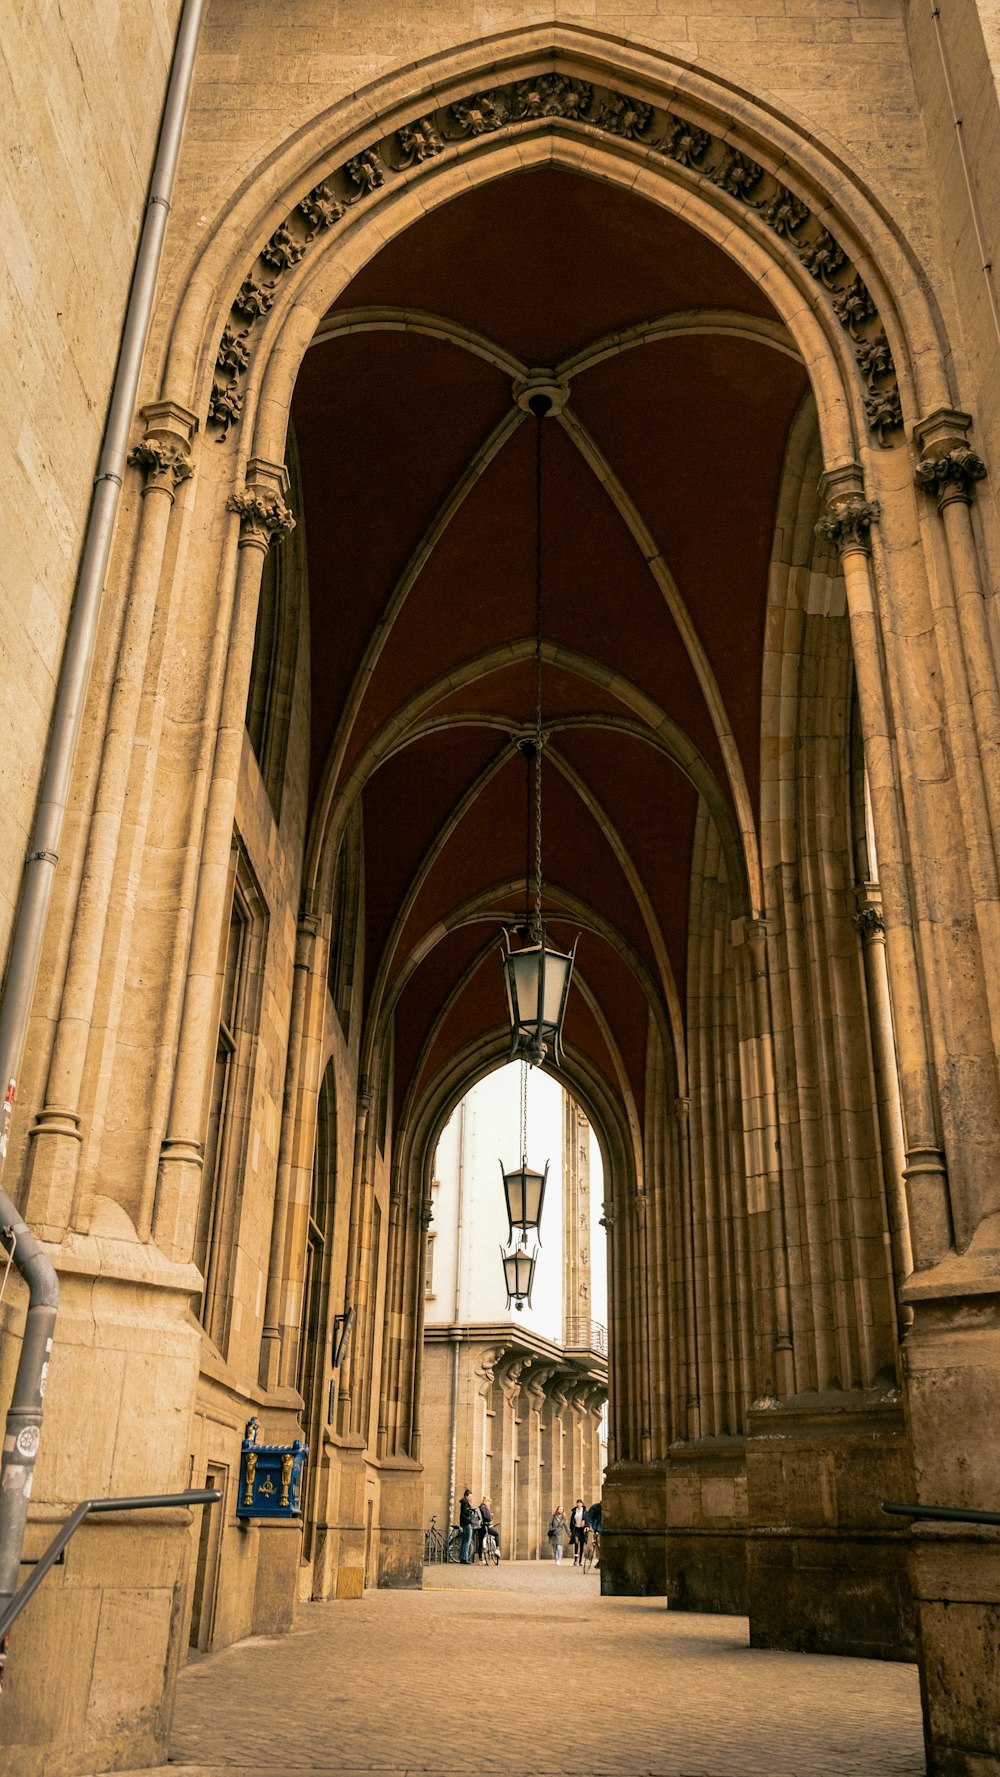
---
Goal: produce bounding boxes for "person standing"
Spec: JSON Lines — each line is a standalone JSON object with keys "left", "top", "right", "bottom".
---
{"left": 477, "top": 1495, "right": 494, "bottom": 1562}
{"left": 547, "top": 1506, "right": 568, "bottom": 1564}
{"left": 459, "top": 1489, "right": 479, "bottom": 1564}
{"left": 568, "top": 1499, "right": 588, "bottom": 1565}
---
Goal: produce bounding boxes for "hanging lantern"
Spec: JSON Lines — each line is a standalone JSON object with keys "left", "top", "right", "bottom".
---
{"left": 500, "top": 1156, "right": 548, "bottom": 1244}
{"left": 500, "top": 397, "right": 578, "bottom": 1067}
{"left": 501, "top": 1242, "right": 538, "bottom": 1312}
{"left": 501, "top": 929, "right": 576, "bottom": 1067}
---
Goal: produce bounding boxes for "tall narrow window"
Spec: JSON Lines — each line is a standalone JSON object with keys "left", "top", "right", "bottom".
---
{"left": 196, "top": 852, "right": 265, "bottom": 1349}
{"left": 243, "top": 426, "right": 303, "bottom": 819}
{"left": 327, "top": 803, "right": 362, "bottom": 1039}
{"left": 298, "top": 1071, "right": 336, "bottom": 1419}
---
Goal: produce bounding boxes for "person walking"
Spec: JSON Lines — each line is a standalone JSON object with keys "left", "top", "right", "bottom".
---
{"left": 459, "top": 1489, "right": 479, "bottom": 1564}
{"left": 548, "top": 1506, "right": 568, "bottom": 1564}
{"left": 586, "top": 1498, "right": 602, "bottom": 1568}
{"left": 568, "top": 1499, "right": 588, "bottom": 1565}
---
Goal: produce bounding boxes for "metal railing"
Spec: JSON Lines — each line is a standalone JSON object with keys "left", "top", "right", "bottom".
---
{"left": 563, "top": 1318, "right": 607, "bottom": 1356}
{"left": 0, "top": 1488, "right": 221, "bottom": 1646}
{"left": 882, "top": 1499, "right": 1000, "bottom": 1527}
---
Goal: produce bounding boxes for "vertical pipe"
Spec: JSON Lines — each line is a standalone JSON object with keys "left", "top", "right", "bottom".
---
{"left": 0, "top": 0, "right": 206, "bottom": 1640}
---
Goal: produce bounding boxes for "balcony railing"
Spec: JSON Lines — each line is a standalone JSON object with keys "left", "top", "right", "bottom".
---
{"left": 563, "top": 1317, "right": 607, "bottom": 1356}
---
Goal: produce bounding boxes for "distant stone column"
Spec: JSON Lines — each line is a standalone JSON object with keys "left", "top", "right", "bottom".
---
{"left": 562, "top": 1095, "right": 592, "bottom": 1345}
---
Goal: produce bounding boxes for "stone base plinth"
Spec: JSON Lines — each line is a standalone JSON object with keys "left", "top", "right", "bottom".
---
{"left": 909, "top": 1526, "right": 1000, "bottom": 1776}
{"left": 376, "top": 1456, "right": 424, "bottom": 1588}
{"left": 746, "top": 1391, "right": 915, "bottom": 1661}
{"left": 600, "top": 1460, "right": 668, "bottom": 1596}
{"left": 0, "top": 1236, "right": 202, "bottom": 1776}
{"left": 252, "top": 1519, "right": 302, "bottom": 1634}
{"left": 665, "top": 1438, "right": 748, "bottom": 1615}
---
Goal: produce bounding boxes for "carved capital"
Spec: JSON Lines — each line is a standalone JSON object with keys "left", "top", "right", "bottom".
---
{"left": 816, "top": 494, "right": 880, "bottom": 556}
{"left": 915, "top": 446, "right": 987, "bottom": 508}
{"left": 128, "top": 438, "right": 193, "bottom": 496}
{"left": 853, "top": 905, "right": 885, "bottom": 943}
{"left": 129, "top": 401, "right": 197, "bottom": 496}
{"left": 913, "top": 407, "right": 986, "bottom": 508}
{"left": 226, "top": 457, "right": 294, "bottom": 548}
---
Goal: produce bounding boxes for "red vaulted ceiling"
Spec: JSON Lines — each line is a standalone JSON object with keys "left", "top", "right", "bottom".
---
{"left": 290, "top": 165, "right": 811, "bottom": 1132}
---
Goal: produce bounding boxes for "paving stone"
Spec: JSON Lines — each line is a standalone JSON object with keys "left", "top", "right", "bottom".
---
{"left": 100, "top": 1562, "right": 926, "bottom": 1776}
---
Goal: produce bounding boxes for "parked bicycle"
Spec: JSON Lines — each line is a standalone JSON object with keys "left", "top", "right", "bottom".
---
{"left": 480, "top": 1522, "right": 500, "bottom": 1565}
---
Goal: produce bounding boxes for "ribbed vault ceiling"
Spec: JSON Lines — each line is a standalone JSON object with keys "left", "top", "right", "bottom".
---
{"left": 289, "top": 165, "right": 811, "bottom": 1132}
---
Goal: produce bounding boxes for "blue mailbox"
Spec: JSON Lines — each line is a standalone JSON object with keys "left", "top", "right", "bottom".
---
{"left": 236, "top": 1416, "right": 308, "bottom": 1520}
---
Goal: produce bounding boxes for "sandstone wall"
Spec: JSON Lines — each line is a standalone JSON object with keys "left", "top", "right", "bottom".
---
{"left": 0, "top": 3, "right": 181, "bottom": 966}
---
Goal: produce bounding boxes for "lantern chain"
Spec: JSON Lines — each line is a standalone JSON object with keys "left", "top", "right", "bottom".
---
{"left": 519, "top": 1057, "right": 528, "bottom": 1176}
{"left": 534, "top": 412, "right": 544, "bottom": 944}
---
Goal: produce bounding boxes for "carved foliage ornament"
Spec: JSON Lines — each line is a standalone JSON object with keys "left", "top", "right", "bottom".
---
{"left": 914, "top": 445, "right": 987, "bottom": 506}
{"left": 208, "top": 74, "right": 905, "bottom": 447}
{"left": 128, "top": 439, "right": 193, "bottom": 492}
{"left": 815, "top": 495, "right": 881, "bottom": 556}
{"left": 226, "top": 486, "right": 296, "bottom": 545}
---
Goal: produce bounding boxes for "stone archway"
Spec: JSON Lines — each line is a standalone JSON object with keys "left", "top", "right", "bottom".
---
{"left": 7, "top": 22, "right": 1000, "bottom": 1777}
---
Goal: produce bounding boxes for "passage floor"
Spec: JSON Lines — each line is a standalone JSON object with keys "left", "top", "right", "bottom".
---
{"left": 103, "top": 1562, "right": 925, "bottom": 1776}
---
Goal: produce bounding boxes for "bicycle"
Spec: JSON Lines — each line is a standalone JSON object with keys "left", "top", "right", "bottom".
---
{"left": 480, "top": 1523, "right": 500, "bottom": 1565}
{"left": 446, "top": 1524, "right": 463, "bottom": 1562}
{"left": 582, "top": 1529, "right": 599, "bottom": 1574}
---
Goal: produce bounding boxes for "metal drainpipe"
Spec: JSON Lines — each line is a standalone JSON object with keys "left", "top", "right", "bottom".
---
{"left": 0, "top": 0, "right": 205, "bottom": 1640}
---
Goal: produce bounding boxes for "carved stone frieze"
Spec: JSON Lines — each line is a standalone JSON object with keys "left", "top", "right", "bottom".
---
{"left": 757, "top": 184, "right": 809, "bottom": 240}
{"left": 832, "top": 275, "right": 877, "bottom": 342}
{"left": 345, "top": 149, "right": 385, "bottom": 194}
{"left": 797, "top": 228, "right": 845, "bottom": 288}
{"left": 261, "top": 224, "right": 306, "bottom": 273}
{"left": 711, "top": 146, "right": 765, "bottom": 200}
{"left": 865, "top": 388, "right": 903, "bottom": 448}
{"left": 397, "top": 117, "right": 444, "bottom": 165}
{"left": 208, "top": 380, "right": 243, "bottom": 441}
{"left": 914, "top": 444, "right": 987, "bottom": 507}
{"left": 658, "top": 112, "right": 710, "bottom": 168}
{"left": 590, "top": 89, "right": 652, "bottom": 138}
{"left": 208, "top": 73, "right": 905, "bottom": 448}
{"left": 298, "top": 180, "right": 345, "bottom": 239}
{"left": 816, "top": 494, "right": 880, "bottom": 555}
{"left": 233, "top": 276, "right": 277, "bottom": 322}
{"left": 216, "top": 324, "right": 250, "bottom": 380}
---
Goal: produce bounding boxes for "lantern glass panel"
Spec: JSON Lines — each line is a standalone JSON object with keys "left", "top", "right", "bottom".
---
{"left": 502, "top": 1161, "right": 547, "bottom": 1235}
{"left": 541, "top": 947, "right": 572, "bottom": 1024}
{"left": 509, "top": 945, "right": 542, "bottom": 1026}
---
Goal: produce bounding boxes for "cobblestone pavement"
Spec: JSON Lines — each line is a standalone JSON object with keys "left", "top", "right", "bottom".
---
{"left": 107, "top": 1562, "right": 925, "bottom": 1777}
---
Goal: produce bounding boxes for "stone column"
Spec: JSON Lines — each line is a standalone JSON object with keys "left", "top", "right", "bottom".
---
{"left": 153, "top": 461, "right": 293, "bottom": 1262}
{"left": 259, "top": 913, "right": 320, "bottom": 1390}
{"left": 732, "top": 916, "right": 794, "bottom": 1397}
{"left": 817, "top": 474, "right": 951, "bottom": 1266}
{"left": 24, "top": 404, "right": 197, "bottom": 1240}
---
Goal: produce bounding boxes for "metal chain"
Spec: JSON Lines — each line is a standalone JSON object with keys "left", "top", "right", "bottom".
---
{"left": 519, "top": 1057, "right": 528, "bottom": 1166}
{"left": 534, "top": 415, "right": 544, "bottom": 941}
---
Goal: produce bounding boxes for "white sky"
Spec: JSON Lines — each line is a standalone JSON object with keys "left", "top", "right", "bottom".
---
{"left": 428, "top": 1062, "right": 607, "bottom": 1340}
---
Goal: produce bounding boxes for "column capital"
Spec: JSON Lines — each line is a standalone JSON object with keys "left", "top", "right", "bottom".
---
{"left": 128, "top": 400, "right": 198, "bottom": 496}
{"left": 817, "top": 463, "right": 880, "bottom": 555}
{"left": 226, "top": 456, "right": 294, "bottom": 548}
{"left": 913, "top": 408, "right": 986, "bottom": 509}
{"left": 852, "top": 882, "right": 885, "bottom": 945}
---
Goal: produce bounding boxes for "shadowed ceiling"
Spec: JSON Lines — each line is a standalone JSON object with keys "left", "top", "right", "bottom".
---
{"left": 290, "top": 165, "right": 811, "bottom": 1134}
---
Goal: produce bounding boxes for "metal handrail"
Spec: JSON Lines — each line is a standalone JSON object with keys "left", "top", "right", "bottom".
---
{"left": 0, "top": 1487, "right": 221, "bottom": 1642}
{"left": 882, "top": 1499, "right": 1000, "bottom": 1527}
